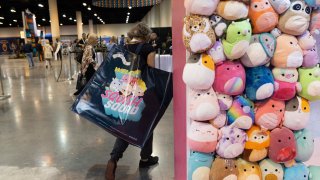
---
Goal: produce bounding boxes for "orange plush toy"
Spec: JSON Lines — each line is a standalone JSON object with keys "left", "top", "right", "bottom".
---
{"left": 249, "top": 0, "right": 279, "bottom": 33}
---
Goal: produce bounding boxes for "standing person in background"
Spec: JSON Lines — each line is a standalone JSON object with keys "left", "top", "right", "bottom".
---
{"left": 36, "top": 40, "right": 43, "bottom": 62}
{"left": 24, "top": 40, "right": 34, "bottom": 68}
{"left": 105, "top": 22, "right": 156, "bottom": 180}
{"left": 107, "top": 36, "right": 117, "bottom": 51}
{"left": 78, "top": 33, "right": 87, "bottom": 48}
{"left": 149, "top": 32, "right": 161, "bottom": 51}
{"left": 43, "top": 39, "right": 53, "bottom": 69}
{"left": 119, "top": 34, "right": 125, "bottom": 46}
{"left": 55, "top": 38, "right": 62, "bottom": 61}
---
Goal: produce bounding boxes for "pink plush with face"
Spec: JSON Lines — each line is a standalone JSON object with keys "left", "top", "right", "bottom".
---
{"left": 188, "top": 121, "right": 219, "bottom": 153}
{"left": 213, "top": 61, "right": 246, "bottom": 96}
{"left": 255, "top": 99, "right": 285, "bottom": 130}
{"left": 189, "top": 88, "right": 220, "bottom": 121}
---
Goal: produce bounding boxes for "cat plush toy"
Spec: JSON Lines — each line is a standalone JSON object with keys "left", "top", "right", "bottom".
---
{"left": 298, "top": 31, "right": 319, "bottom": 68}
{"left": 188, "top": 88, "right": 220, "bottom": 121}
{"left": 210, "top": 93, "right": 233, "bottom": 128}
{"left": 209, "top": 157, "right": 239, "bottom": 180}
{"left": 245, "top": 66, "right": 275, "bottom": 101}
{"left": 243, "top": 125, "right": 270, "bottom": 162}
{"left": 309, "top": 166, "right": 320, "bottom": 180}
{"left": 278, "top": 0, "right": 311, "bottom": 36}
{"left": 259, "top": 159, "right": 284, "bottom": 180}
{"left": 183, "top": 15, "right": 216, "bottom": 53}
{"left": 272, "top": 67, "right": 302, "bottom": 101}
{"left": 269, "top": 127, "right": 297, "bottom": 164}
{"left": 283, "top": 96, "right": 310, "bottom": 131}
{"left": 294, "top": 129, "right": 314, "bottom": 162}
{"left": 184, "top": 0, "right": 219, "bottom": 16}
{"left": 248, "top": 0, "right": 279, "bottom": 33}
{"left": 188, "top": 121, "right": 219, "bottom": 153}
{"left": 183, "top": 53, "right": 215, "bottom": 90}
{"left": 209, "top": 14, "right": 230, "bottom": 39}
{"left": 216, "top": 0, "right": 249, "bottom": 20}
{"left": 213, "top": 61, "right": 246, "bottom": 96}
{"left": 237, "top": 158, "right": 262, "bottom": 180}
{"left": 269, "top": 0, "right": 291, "bottom": 14}
{"left": 255, "top": 98, "right": 285, "bottom": 130}
{"left": 207, "top": 40, "right": 226, "bottom": 65}
{"left": 241, "top": 33, "right": 276, "bottom": 67}
{"left": 216, "top": 126, "right": 248, "bottom": 158}
{"left": 271, "top": 34, "right": 303, "bottom": 68}
{"left": 298, "top": 66, "right": 320, "bottom": 101}
{"left": 284, "top": 163, "right": 309, "bottom": 180}
{"left": 188, "top": 151, "right": 214, "bottom": 180}
{"left": 227, "top": 96, "right": 255, "bottom": 130}
{"left": 222, "top": 19, "right": 252, "bottom": 60}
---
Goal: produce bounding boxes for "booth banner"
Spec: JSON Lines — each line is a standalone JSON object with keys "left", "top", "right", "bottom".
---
{"left": 72, "top": 45, "right": 173, "bottom": 147}
{"left": 0, "top": 38, "right": 19, "bottom": 55}
{"left": 22, "top": 10, "right": 37, "bottom": 45}
{"left": 92, "top": 0, "right": 161, "bottom": 8}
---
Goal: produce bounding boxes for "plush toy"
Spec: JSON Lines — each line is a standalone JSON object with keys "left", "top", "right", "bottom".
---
{"left": 222, "top": 19, "right": 252, "bottom": 60}
{"left": 207, "top": 40, "right": 226, "bottom": 65}
{"left": 209, "top": 157, "right": 239, "bottom": 180}
{"left": 259, "top": 159, "right": 284, "bottom": 180}
{"left": 278, "top": 0, "right": 311, "bottom": 36}
{"left": 209, "top": 14, "right": 229, "bottom": 39}
{"left": 305, "top": 0, "right": 320, "bottom": 7}
{"left": 248, "top": 0, "right": 279, "bottom": 33}
{"left": 216, "top": 1, "right": 249, "bottom": 20}
{"left": 216, "top": 126, "right": 248, "bottom": 158}
{"left": 213, "top": 61, "right": 246, "bottom": 96}
{"left": 188, "top": 121, "right": 219, "bottom": 153}
{"left": 184, "top": 0, "right": 219, "bottom": 16}
{"left": 227, "top": 96, "right": 254, "bottom": 130}
{"left": 183, "top": 53, "right": 215, "bottom": 90}
{"left": 272, "top": 67, "right": 301, "bottom": 101}
{"left": 241, "top": 33, "right": 276, "bottom": 67}
{"left": 309, "top": 166, "right": 320, "bottom": 180}
{"left": 298, "top": 31, "right": 319, "bottom": 68}
{"left": 183, "top": 15, "right": 216, "bottom": 53}
{"left": 243, "top": 125, "right": 270, "bottom": 162}
{"left": 237, "top": 158, "right": 262, "bottom": 180}
{"left": 210, "top": 93, "right": 233, "bottom": 128}
{"left": 283, "top": 96, "right": 310, "bottom": 131}
{"left": 272, "top": 34, "right": 303, "bottom": 68}
{"left": 294, "top": 129, "right": 314, "bottom": 162}
{"left": 188, "top": 151, "right": 214, "bottom": 180}
{"left": 255, "top": 99, "right": 285, "bottom": 130}
{"left": 298, "top": 66, "right": 320, "bottom": 101}
{"left": 245, "top": 66, "right": 275, "bottom": 101}
{"left": 188, "top": 88, "right": 220, "bottom": 121}
{"left": 269, "top": 0, "right": 290, "bottom": 14}
{"left": 310, "top": 8, "right": 320, "bottom": 34}
{"left": 284, "top": 163, "right": 309, "bottom": 180}
{"left": 269, "top": 127, "right": 297, "bottom": 163}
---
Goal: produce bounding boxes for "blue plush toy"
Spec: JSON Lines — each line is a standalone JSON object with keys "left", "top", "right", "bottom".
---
{"left": 295, "top": 129, "right": 314, "bottom": 162}
{"left": 305, "top": 0, "right": 320, "bottom": 7}
{"left": 245, "top": 66, "right": 275, "bottom": 101}
{"left": 188, "top": 151, "right": 214, "bottom": 180}
{"left": 309, "top": 166, "right": 320, "bottom": 180}
{"left": 284, "top": 163, "right": 309, "bottom": 180}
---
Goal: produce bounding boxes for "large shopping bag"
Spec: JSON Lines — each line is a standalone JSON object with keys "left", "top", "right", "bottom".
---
{"left": 71, "top": 45, "right": 173, "bottom": 147}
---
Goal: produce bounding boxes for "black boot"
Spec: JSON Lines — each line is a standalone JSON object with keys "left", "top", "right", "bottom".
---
{"left": 139, "top": 156, "right": 159, "bottom": 168}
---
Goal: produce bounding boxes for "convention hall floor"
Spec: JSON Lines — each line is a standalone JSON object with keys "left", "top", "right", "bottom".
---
{"left": 0, "top": 55, "right": 174, "bottom": 180}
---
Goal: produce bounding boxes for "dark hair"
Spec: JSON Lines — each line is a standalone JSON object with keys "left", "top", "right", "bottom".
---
{"left": 127, "top": 22, "right": 152, "bottom": 42}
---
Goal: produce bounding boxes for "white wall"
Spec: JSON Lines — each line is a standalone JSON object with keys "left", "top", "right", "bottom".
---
{"left": 0, "top": 27, "right": 24, "bottom": 38}
{"left": 142, "top": 0, "right": 172, "bottom": 27}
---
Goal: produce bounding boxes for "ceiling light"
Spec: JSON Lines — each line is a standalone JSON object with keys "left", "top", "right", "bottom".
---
{"left": 127, "top": 12, "right": 130, "bottom": 15}
{"left": 60, "top": 23, "right": 63, "bottom": 26}
{"left": 9, "top": 24, "right": 12, "bottom": 26}
{"left": 103, "top": 22, "right": 105, "bottom": 24}
{"left": 128, "top": 6, "right": 132, "bottom": 9}
{"left": 87, "top": 6, "right": 91, "bottom": 10}
{"left": 38, "top": 4, "right": 44, "bottom": 7}
{"left": 0, "top": 22, "right": 3, "bottom": 25}
{"left": 94, "top": 13, "right": 97, "bottom": 16}
{"left": 13, "top": 19, "right": 17, "bottom": 22}
{"left": 81, "top": 23, "right": 83, "bottom": 25}
{"left": 83, "top": 3, "right": 87, "bottom": 6}
{"left": 38, "top": 24, "right": 41, "bottom": 26}
{"left": 69, "top": 17, "right": 72, "bottom": 20}
{"left": 0, "top": 17, "right": 4, "bottom": 19}
{"left": 0, "top": 5, "right": 1, "bottom": 8}
{"left": 49, "top": 20, "right": 51, "bottom": 22}
{"left": 74, "top": 19, "right": 76, "bottom": 22}
{"left": 11, "top": 8, "right": 16, "bottom": 13}
{"left": 63, "top": 14, "right": 66, "bottom": 18}
{"left": 42, "top": 18, "right": 46, "bottom": 21}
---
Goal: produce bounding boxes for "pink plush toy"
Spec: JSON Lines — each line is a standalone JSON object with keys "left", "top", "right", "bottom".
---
{"left": 272, "top": 68, "right": 302, "bottom": 101}
{"left": 207, "top": 40, "right": 227, "bottom": 65}
{"left": 184, "top": 0, "right": 219, "bottom": 16}
{"left": 298, "top": 31, "right": 319, "bottom": 68}
{"left": 188, "top": 88, "right": 220, "bottom": 121}
{"left": 216, "top": 126, "right": 248, "bottom": 159}
{"left": 210, "top": 93, "right": 233, "bottom": 128}
{"left": 188, "top": 121, "right": 219, "bottom": 153}
{"left": 309, "top": 8, "right": 320, "bottom": 34}
{"left": 213, "top": 61, "right": 246, "bottom": 96}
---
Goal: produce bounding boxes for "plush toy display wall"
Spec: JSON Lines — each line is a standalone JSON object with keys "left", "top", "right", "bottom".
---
{"left": 182, "top": 0, "right": 320, "bottom": 179}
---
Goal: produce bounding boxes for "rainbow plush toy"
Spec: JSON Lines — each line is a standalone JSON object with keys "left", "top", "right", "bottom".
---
{"left": 227, "top": 96, "right": 254, "bottom": 130}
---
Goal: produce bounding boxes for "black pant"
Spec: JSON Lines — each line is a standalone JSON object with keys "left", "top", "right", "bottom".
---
{"left": 57, "top": 50, "right": 62, "bottom": 61}
{"left": 110, "top": 134, "right": 153, "bottom": 161}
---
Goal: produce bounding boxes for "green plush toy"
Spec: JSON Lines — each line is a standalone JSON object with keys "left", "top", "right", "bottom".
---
{"left": 309, "top": 166, "right": 320, "bottom": 180}
{"left": 298, "top": 65, "right": 320, "bottom": 101}
{"left": 222, "top": 19, "right": 252, "bottom": 60}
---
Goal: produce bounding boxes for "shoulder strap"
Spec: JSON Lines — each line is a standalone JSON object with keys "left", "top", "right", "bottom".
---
{"left": 135, "top": 43, "right": 144, "bottom": 55}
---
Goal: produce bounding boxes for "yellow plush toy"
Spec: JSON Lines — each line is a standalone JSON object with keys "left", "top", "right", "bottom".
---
{"left": 237, "top": 158, "right": 262, "bottom": 180}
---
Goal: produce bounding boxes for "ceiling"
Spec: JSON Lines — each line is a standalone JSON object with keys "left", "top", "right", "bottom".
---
{"left": 0, "top": 0, "right": 153, "bottom": 27}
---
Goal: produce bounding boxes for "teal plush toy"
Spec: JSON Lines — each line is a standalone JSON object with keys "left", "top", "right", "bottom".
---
{"left": 188, "top": 151, "right": 214, "bottom": 180}
{"left": 294, "top": 129, "right": 314, "bottom": 162}
{"left": 305, "top": 0, "right": 320, "bottom": 7}
{"left": 222, "top": 19, "right": 252, "bottom": 60}
{"left": 284, "top": 163, "right": 309, "bottom": 180}
{"left": 245, "top": 66, "right": 275, "bottom": 101}
{"left": 309, "top": 166, "right": 320, "bottom": 180}
{"left": 298, "top": 65, "right": 320, "bottom": 101}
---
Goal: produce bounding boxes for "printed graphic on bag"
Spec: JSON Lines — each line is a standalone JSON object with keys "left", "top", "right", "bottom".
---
{"left": 101, "top": 67, "right": 146, "bottom": 124}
